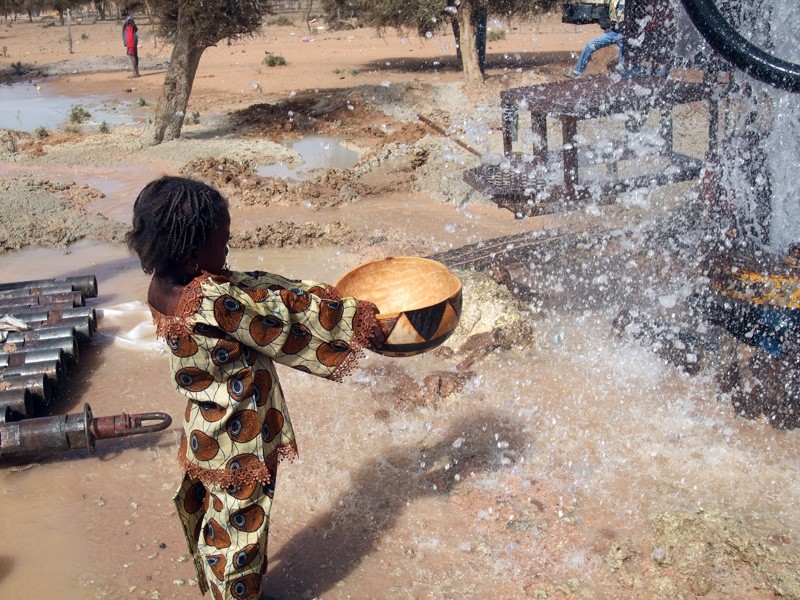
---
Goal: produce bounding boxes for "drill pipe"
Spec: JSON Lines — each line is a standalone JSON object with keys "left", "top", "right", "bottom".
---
{"left": 0, "top": 300, "right": 78, "bottom": 314}
{"left": 0, "top": 283, "right": 75, "bottom": 300}
{"left": 0, "top": 403, "right": 172, "bottom": 458}
{"left": 4, "top": 325, "right": 76, "bottom": 343}
{"left": 0, "top": 275, "right": 97, "bottom": 298}
{"left": 0, "top": 360, "right": 63, "bottom": 388}
{"left": 0, "top": 291, "right": 85, "bottom": 310}
{"left": 24, "top": 316, "right": 93, "bottom": 341}
{"left": 0, "top": 373, "right": 51, "bottom": 407}
{"left": 1, "top": 336, "right": 78, "bottom": 363}
{"left": 0, "top": 388, "right": 33, "bottom": 420}
{"left": 8, "top": 306, "right": 96, "bottom": 327}
{"left": 0, "top": 347, "right": 64, "bottom": 366}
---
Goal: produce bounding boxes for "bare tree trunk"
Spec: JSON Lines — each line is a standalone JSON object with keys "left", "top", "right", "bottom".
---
{"left": 451, "top": 17, "right": 462, "bottom": 67}
{"left": 67, "top": 9, "right": 73, "bottom": 54}
{"left": 457, "top": 1, "right": 483, "bottom": 84}
{"left": 305, "top": 0, "right": 314, "bottom": 34}
{"left": 143, "top": 24, "right": 206, "bottom": 146}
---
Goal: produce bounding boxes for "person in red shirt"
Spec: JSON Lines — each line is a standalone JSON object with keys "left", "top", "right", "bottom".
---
{"left": 122, "top": 13, "right": 140, "bottom": 78}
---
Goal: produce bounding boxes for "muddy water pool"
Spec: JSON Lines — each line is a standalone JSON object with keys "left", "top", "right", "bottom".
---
{"left": 1, "top": 237, "right": 800, "bottom": 599}
{"left": 0, "top": 80, "right": 145, "bottom": 133}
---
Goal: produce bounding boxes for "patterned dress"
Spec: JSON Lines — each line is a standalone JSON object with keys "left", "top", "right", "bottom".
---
{"left": 150, "top": 269, "right": 378, "bottom": 600}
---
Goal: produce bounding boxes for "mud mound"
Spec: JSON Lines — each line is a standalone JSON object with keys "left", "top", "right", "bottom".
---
{"left": 231, "top": 89, "right": 415, "bottom": 146}
{"left": 230, "top": 221, "right": 362, "bottom": 249}
{"left": 0, "top": 177, "right": 128, "bottom": 251}
{"left": 181, "top": 157, "right": 287, "bottom": 206}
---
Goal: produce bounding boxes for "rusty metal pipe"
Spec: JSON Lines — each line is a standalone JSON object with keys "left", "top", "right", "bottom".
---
{"left": 0, "top": 275, "right": 98, "bottom": 298}
{"left": 0, "top": 283, "right": 75, "bottom": 300}
{"left": 0, "top": 374, "right": 52, "bottom": 407}
{"left": 0, "top": 388, "right": 33, "bottom": 420}
{"left": 0, "top": 348, "right": 65, "bottom": 369}
{"left": 5, "top": 325, "right": 76, "bottom": 343}
{"left": 0, "top": 404, "right": 172, "bottom": 459}
{"left": 0, "top": 291, "right": 85, "bottom": 310}
{"left": 0, "top": 300, "right": 78, "bottom": 314}
{"left": 10, "top": 306, "right": 96, "bottom": 326}
{"left": 0, "top": 360, "right": 63, "bottom": 388}
{"left": 24, "top": 316, "right": 93, "bottom": 341}
{"left": 1, "top": 336, "right": 78, "bottom": 363}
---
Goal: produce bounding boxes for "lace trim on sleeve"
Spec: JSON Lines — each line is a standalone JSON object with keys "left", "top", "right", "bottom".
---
{"left": 318, "top": 284, "right": 343, "bottom": 301}
{"left": 149, "top": 275, "right": 207, "bottom": 340}
{"left": 329, "top": 299, "right": 380, "bottom": 382}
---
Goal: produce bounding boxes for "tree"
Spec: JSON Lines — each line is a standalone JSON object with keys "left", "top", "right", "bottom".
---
{"left": 142, "top": 0, "right": 268, "bottom": 145}
{"left": 330, "top": 0, "right": 557, "bottom": 84}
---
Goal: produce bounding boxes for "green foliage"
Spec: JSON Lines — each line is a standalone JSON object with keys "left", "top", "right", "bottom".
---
{"left": 333, "top": 67, "right": 361, "bottom": 77}
{"left": 331, "top": 0, "right": 559, "bottom": 34}
{"left": 34, "top": 126, "right": 49, "bottom": 139}
{"left": 262, "top": 52, "right": 286, "bottom": 67}
{"left": 2, "top": 130, "right": 18, "bottom": 153}
{"left": 266, "top": 16, "right": 294, "bottom": 26}
{"left": 99, "top": 121, "right": 110, "bottom": 133}
{"left": 68, "top": 104, "right": 91, "bottom": 124}
{"left": 149, "top": 0, "right": 267, "bottom": 49}
{"left": 486, "top": 28, "right": 506, "bottom": 42}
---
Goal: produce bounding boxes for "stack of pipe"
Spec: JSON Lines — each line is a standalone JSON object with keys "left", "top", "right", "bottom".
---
{"left": 0, "top": 275, "right": 172, "bottom": 459}
{"left": 0, "top": 275, "right": 97, "bottom": 421}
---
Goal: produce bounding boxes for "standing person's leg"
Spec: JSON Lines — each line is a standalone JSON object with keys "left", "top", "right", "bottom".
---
{"left": 614, "top": 32, "right": 624, "bottom": 70}
{"left": 130, "top": 49, "right": 140, "bottom": 77}
{"left": 197, "top": 474, "right": 277, "bottom": 600}
{"left": 573, "top": 31, "right": 617, "bottom": 76}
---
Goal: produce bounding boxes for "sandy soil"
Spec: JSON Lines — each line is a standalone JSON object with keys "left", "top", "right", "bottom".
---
{"left": 2, "top": 12, "right": 800, "bottom": 600}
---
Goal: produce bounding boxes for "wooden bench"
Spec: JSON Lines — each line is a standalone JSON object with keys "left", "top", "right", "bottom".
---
{"left": 464, "top": 75, "right": 718, "bottom": 217}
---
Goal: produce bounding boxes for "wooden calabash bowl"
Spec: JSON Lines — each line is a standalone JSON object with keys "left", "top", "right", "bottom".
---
{"left": 335, "top": 256, "right": 463, "bottom": 357}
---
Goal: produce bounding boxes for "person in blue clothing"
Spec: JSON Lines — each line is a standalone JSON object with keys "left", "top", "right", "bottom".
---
{"left": 569, "top": 0, "right": 625, "bottom": 78}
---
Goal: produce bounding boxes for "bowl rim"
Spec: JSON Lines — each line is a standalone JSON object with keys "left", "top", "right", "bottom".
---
{"left": 334, "top": 256, "right": 462, "bottom": 318}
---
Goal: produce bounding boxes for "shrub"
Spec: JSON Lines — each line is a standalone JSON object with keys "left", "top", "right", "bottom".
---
{"left": 99, "top": 121, "right": 110, "bottom": 133}
{"left": 267, "top": 16, "right": 294, "bottom": 26}
{"left": 34, "top": 126, "right": 49, "bottom": 139}
{"left": 262, "top": 52, "right": 286, "bottom": 67}
{"left": 487, "top": 29, "right": 506, "bottom": 42}
{"left": 68, "top": 105, "right": 91, "bottom": 124}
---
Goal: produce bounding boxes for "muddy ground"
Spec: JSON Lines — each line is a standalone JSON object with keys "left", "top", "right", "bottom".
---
{"left": 2, "top": 13, "right": 800, "bottom": 600}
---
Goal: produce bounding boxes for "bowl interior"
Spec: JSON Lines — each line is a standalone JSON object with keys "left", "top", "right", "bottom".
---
{"left": 335, "top": 257, "right": 461, "bottom": 315}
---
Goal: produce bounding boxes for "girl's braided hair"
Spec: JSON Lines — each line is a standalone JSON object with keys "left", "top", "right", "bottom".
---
{"left": 127, "top": 176, "right": 229, "bottom": 277}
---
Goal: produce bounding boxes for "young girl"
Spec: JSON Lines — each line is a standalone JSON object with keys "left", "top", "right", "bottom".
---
{"left": 127, "top": 176, "right": 384, "bottom": 600}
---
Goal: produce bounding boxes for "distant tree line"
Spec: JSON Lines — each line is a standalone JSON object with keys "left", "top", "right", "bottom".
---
{"left": 1, "top": 0, "right": 122, "bottom": 23}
